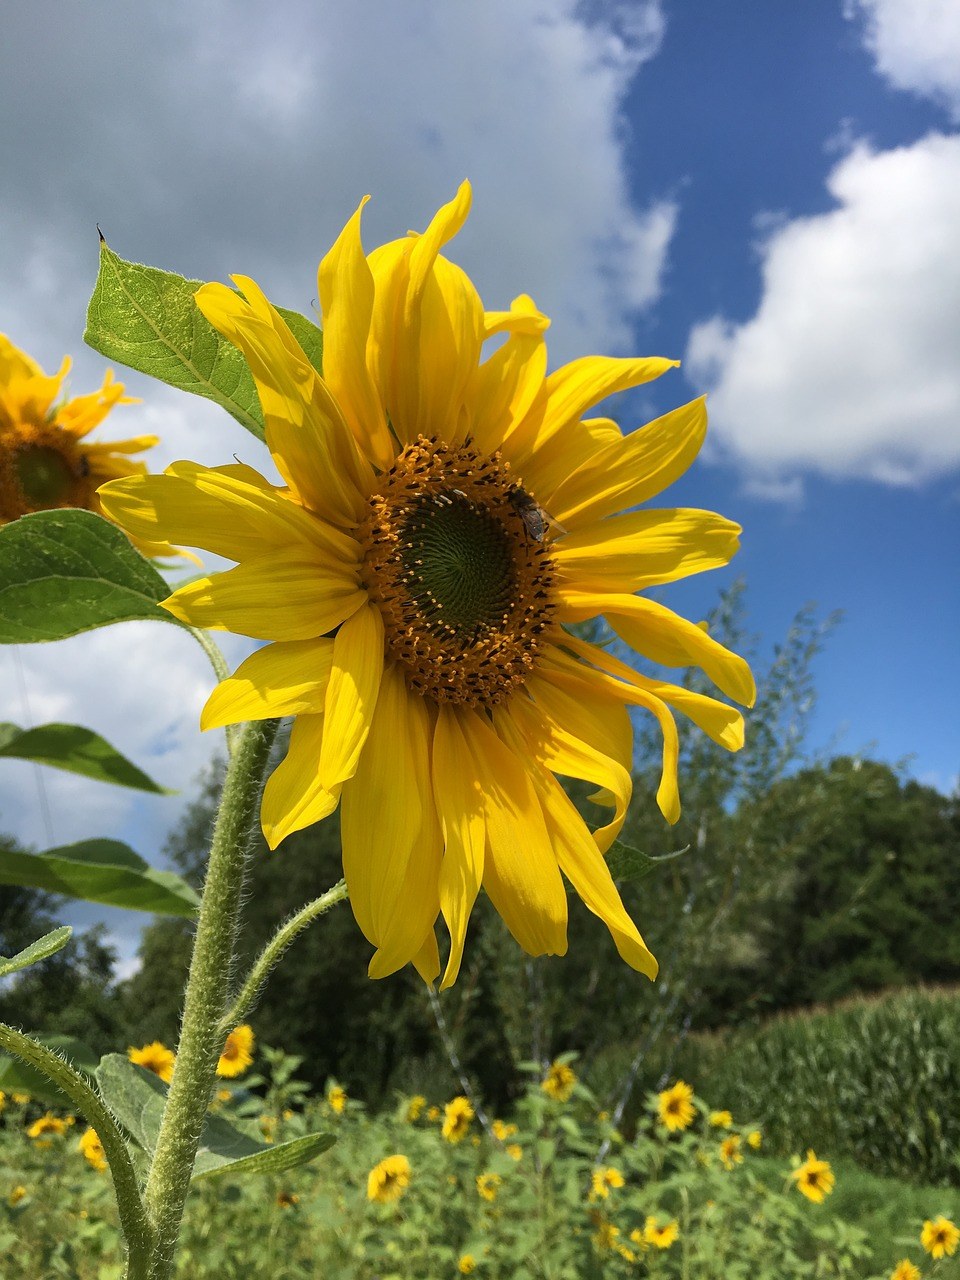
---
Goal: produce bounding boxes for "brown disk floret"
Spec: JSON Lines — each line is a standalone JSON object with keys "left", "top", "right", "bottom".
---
{"left": 358, "top": 435, "right": 559, "bottom": 707}
{"left": 0, "top": 420, "right": 95, "bottom": 522}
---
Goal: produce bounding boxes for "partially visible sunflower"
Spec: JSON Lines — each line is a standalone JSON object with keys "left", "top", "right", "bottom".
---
{"left": 476, "top": 1172, "right": 502, "bottom": 1202}
{"left": 406, "top": 1094, "right": 427, "bottom": 1122}
{"left": 100, "top": 182, "right": 753, "bottom": 986}
{"left": 366, "top": 1154, "right": 411, "bottom": 1203}
{"left": 644, "top": 1216, "right": 680, "bottom": 1249}
{"left": 216, "top": 1024, "right": 255, "bottom": 1078}
{"left": 442, "top": 1096, "right": 475, "bottom": 1143}
{"left": 921, "top": 1216, "right": 959, "bottom": 1259}
{"left": 78, "top": 1127, "right": 108, "bottom": 1172}
{"left": 657, "top": 1081, "right": 695, "bottom": 1132}
{"left": 541, "top": 1060, "right": 577, "bottom": 1102}
{"left": 709, "top": 1109, "right": 733, "bottom": 1128}
{"left": 26, "top": 1113, "right": 68, "bottom": 1147}
{"left": 789, "top": 1150, "right": 835, "bottom": 1204}
{"left": 328, "top": 1084, "right": 347, "bottom": 1114}
{"left": 719, "top": 1134, "right": 743, "bottom": 1170}
{"left": 0, "top": 334, "right": 178, "bottom": 555}
{"left": 890, "top": 1261, "right": 920, "bottom": 1280}
{"left": 590, "top": 1166, "right": 625, "bottom": 1200}
{"left": 128, "top": 1041, "right": 176, "bottom": 1083}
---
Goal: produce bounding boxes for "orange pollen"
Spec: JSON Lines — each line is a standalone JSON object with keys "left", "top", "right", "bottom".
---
{"left": 358, "top": 435, "right": 559, "bottom": 708}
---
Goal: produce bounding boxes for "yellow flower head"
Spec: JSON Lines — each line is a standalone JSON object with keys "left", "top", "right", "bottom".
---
{"left": 276, "top": 1190, "right": 300, "bottom": 1209}
{"left": 458, "top": 1256, "right": 477, "bottom": 1275}
{"left": 0, "top": 1091, "right": 5, "bottom": 1113}
{"left": 921, "top": 1216, "right": 959, "bottom": 1259}
{"left": 590, "top": 1166, "right": 625, "bottom": 1200}
{"left": 477, "top": 1172, "right": 502, "bottom": 1202}
{"left": 541, "top": 1060, "right": 577, "bottom": 1102}
{"left": 98, "top": 183, "right": 753, "bottom": 988}
{"left": 442, "top": 1095, "right": 475, "bottom": 1143}
{"left": 78, "top": 1127, "right": 108, "bottom": 1173}
{"left": 426, "top": 1104, "right": 441, "bottom": 1123}
{"left": 366, "top": 1154, "right": 411, "bottom": 1204}
{"left": 657, "top": 1080, "right": 695, "bottom": 1132}
{"left": 644, "top": 1215, "right": 680, "bottom": 1249}
{"left": 789, "top": 1150, "right": 835, "bottom": 1204}
{"left": 747, "top": 1128, "right": 762, "bottom": 1149}
{"left": 592, "top": 1219, "right": 620, "bottom": 1252}
{"left": 491, "top": 1118, "right": 517, "bottom": 1141}
{"left": 720, "top": 1134, "right": 743, "bottom": 1170}
{"left": 217, "top": 1024, "right": 255, "bottom": 1078}
{"left": 406, "top": 1094, "right": 426, "bottom": 1122}
{"left": 709, "top": 1109, "right": 732, "bottom": 1128}
{"left": 128, "top": 1041, "right": 176, "bottom": 1084}
{"left": 8, "top": 1185, "right": 27, "bottom": 1207}
{"left": 506, "top": 1142, "right": 523, "bottom": 1161}
{"left": 0, "top": 334, "right": 179, "bottom": 555}
{"left": 26, "top": 1113, "right": 68, "bottom": 1145}
{"left": 11, "top": 1092, "right": 31, "bottom": 1105}
{"left": 328, "top": 1084, "right": 347, "bottom": 1114}
{"left": 890, "top": 1261, "right": 921, "bottom": 1280}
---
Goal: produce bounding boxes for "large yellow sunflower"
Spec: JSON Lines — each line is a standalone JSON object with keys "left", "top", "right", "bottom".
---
{"left": 0, "top": 334, "right": 178, "bottom": 556}
{"left": 99, "top": 182, "right": 754, "bottom": 987}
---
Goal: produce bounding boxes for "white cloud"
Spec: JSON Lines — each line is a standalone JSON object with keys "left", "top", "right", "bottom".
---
{"left": 686, "top": 132, "right": 960, "bottom": 492}
{"left": 846, "top": 0, "right": 960, "bottom": 119}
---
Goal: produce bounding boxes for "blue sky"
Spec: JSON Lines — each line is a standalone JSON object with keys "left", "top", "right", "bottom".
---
{"left": 1, "top": 0, "right": 957, "bottom": 964}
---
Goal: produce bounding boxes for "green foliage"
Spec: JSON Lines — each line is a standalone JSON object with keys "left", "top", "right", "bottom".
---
{"left": 0, "top": 925, "right": 72, "bottom": 979}
{"left": 0, "top": 1035, "right": 97, "bottom": 1105}
{"left": 84, "top": 240, "right": 323, "bottom": 442}
{"left": 0, "top": 509, "right": 175, "bottom": 644}
{"left": 0, "top": 723, "right": 171, "bottom": 794}
{"left": 0, "top": 840, "right": 200, "bottom": 918}
{"left": 638, "top": 986, "right": 960, "bottom": 1188}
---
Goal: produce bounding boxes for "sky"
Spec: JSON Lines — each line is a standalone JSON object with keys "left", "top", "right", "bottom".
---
{"left": 1, "top": 0, "right": 958, "bottom": 971}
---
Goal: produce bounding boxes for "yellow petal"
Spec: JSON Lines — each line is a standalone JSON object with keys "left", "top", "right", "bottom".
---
{"left": 548, "top": 397, "right": 707, "bottom": 528}
{"left": 99, "top": 463, "right": 357, "bottom": 564}
{"left": 482, "top": 293, "right": 550, "bottom": 339}
{"left": 261, "top": 713, "right": 341, "bottom": 848}
{"left": 558, "top": 588, "right": 756, "bottom": 707}
{"left": 319, "top": 603, "right": 385, "bottom": 791}
{"left": 340, "top": 666, "right": 442, "bottom": 978}
{"left": 553, "top": 508, "right": 742, "bottom": 591}
{"left": 318, "top": 196, "right": 394, "bottom": 470}
{"left": 195, "top": 279, "right": 372, "bottom": 525}
{"left": 459, "top": 710, "right": 568, "bottom": 959}
{"left": 161, "top": 547, "right": 365, "bottom": 641}
{"left": 56, "top": 370, "right": 133, "bottom": 437}
{"left": 518, "top": 417, "right": 622, "bottom": 504}
{"left": 410, "top": 929, "right": 442, "bottom": 985}
{"left": 432, "top": 705, "right": 486, "bottom": 989}
{"left": 201, "top": 638, "right": 335, "bottom": 731}
{"left": 415, "top": 255, "right": 486, "bottom": 440}
{"left": 502, "top": 679, "right": 632, "bottom": 855}
{"left": 508, "top": 354, "right": 678, "bottom": 469}
{"left": 469, "top": 301, "right": 549, "bottom": 456}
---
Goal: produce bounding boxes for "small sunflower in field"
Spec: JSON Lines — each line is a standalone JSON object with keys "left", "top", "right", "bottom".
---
{"left": 789, "top": 1150, "right": 835, "bottom": 1204}
{"left": 442, "top": 1096, "right": 474, "bottom": 1143}
{"left": 26, "top": 1113, "right": 69, "bottom": 1147}
{"left": 747, "top": 1128, "right": 762, "bottom": 1149}
{"left": 592, "top": 1218, "right": 620, "bottom": 1253}
{"left": 719, "top": 1134, "right": 743, "bottom": 1170}
{"left": 458, "top": 1257, "right": 477, "bottom": 1275}
{"left": 890, "top": 1261, "right": 920, "bottom": 1280}
{"left": 275, "top": 1190, "right": 300, "bottom": 1209}
{"left": 100, "top": 182, "right": 752, "bottom": 988}
{"left": 217, "top": 1024, "right": 255, "bottom": 1077}
{"left": 406, "top": 1094, "right": 426, "bottom": 1122}
{"left": 128, "top": 1040, "right": 176, "bottom": 1083}
{"left": 921, "top": 1215, "right": 959, "bottom": 1259}
{"left": 491, "top": 1118, "right": 517, "bottom": 1141}
{"left": 8, "top": 1186, "right": 27, "bottom": 1207}
{"left": 644, "top": 1216, "right": 680, "bottom": 1249}
{"left": 657, "top": 1080, "right": 695, "bottom": 1132}
{"left": 476, "top": 1172, "right": 502, "bottom": 1202}
{"left": 327, "top": 1084, "right": 347, "bottom": 1114}
{"left": 78, "top": 1127, "right": 108, "bottom": 1172}
{"left": 11, "top": 1092, "right": 31, "bottom": 1105}
{"left": 541, "top": 1060, "right": 577, "bottom": 1102}
{"left": 506, "top": 1143, "right": 523, "bottom": 1161}
{"left": 366, "top": 1154, "right": 411, "bottom": 1203}
{"left": 590, "top": 1166, "right": 625, "bottom": 1200}
{"left": 709, "top": 1109, "right": 732, "bottom": 1128}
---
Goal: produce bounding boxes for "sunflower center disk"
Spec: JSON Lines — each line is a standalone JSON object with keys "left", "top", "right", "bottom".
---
{"left": 359, "top": 437, "right": 559, "bottom": 707}
{"left": 15, "top": 445, "right": 77, "bottom": 506}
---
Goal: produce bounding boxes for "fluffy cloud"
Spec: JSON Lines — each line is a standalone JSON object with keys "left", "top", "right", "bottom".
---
{"left": 686, "top": 132, "right": 960, "bottom": 491}
{"left": 846, "top": 0, "right": 960, "bottom": 119}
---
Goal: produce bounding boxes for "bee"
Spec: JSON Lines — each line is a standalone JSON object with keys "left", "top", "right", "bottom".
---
{"left": 507, "top": 486, "right": 567, "bottom": 542}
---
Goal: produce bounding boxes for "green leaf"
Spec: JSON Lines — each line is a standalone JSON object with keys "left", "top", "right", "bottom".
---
{"left": 0, "top": 1035, "right": 97, "bottom": 1105}
{"left": 95, "top": 1056, "right": 335, "bottom": 1180}
{"left": 84, "top": 239, "right": 323, "bottom": 441}
{"left": 0, "top": 509, "right": 175, "bottom": 644}
{"left": 605, "top": 841, "right": 689, "bottom": 885}
{"left": 0, "top": 722, "right": 172, "bottom": 793}
{"left": 0, "top": 926, "right": 72, "bottom": 979}
{"left": 0, "top": 840, "right": 200, "bottom": 917}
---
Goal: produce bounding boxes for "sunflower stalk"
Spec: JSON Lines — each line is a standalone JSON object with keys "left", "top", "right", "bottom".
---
{"left": 219, "top": 879, "right": 349, "bottom": 1035}
{"left": 142, "top": 716, "right": 278, "bottom": 1280}
{"left": 0, "top": 1023, "right": 153, "bottom": 1279}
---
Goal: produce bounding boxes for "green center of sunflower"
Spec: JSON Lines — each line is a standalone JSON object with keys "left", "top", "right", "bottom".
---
{"left": 359, "top": 436, "right": 558, "bottom": 708}
{"left": 15, "top": 445, "right": 77, "bottom": 506}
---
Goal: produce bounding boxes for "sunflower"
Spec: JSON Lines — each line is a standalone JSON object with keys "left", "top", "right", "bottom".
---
{"left": 921, "top": 1216, "right": 959, "bottom": 1259}
{"left": 657, "top": 1080, "right": 695, "bottom": 1132}
{"left": 476, "top": 1172, "right": 502, "bottom": 1201}
{"left": 128, "top": 1040, "right": 176, "bottom": 1083}
{"left": 442, "top": 1095, "right": 474, "bottom": 1143}
{"left": 643, "top": 1216, "right": 680, "bottom": 1249}
{"left": 590, "top": 1166, "right": 625, "bottom": 1200}
{"left": 541, "top": 1060, "right": 577, "bottom": 1102}
{"left": 216, "top": 1024, "right": 255, "bottom": 1077}
{"left": 789, "top": 1150, "right": 835, "bottom": 1204}
{"left": 99, "top": 182, "right": 753, "bottom": 985}
{"left": 26, "top": 1113, "right": 69, "bottom": 1146}
{"left": 890, "top": 1262, "right": 920, "bottom": 1280}
{"left": 328, "top": 1084, "right": 347, "bottom": 1114}
{"left": 0, "top": 334, "right": 179, "bottom": 556}
{"left": 366, "top": 1154, "right": 411, "bottom": 1203}
{"left": 709, "top": 1109, "right": 733, "bottom": 1128}
{"left": 719, "top": 1134, "right": 743, "bottom": 1170}
{"left": 78, "top": 1127, "right": 108, "bottom": 1172}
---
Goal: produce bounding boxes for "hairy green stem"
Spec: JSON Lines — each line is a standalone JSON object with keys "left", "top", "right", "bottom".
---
{"left": 219, "top": 880, "right": 348, "bottom": 1035}
{"left": 187, "top": 627, "right": 238, "bottom": 753}
{"left": 0, "top": 1023, "right": 153, "bottom": 1279}
{"left": 143, "top": 718, "right": 278, "bottom": 1279}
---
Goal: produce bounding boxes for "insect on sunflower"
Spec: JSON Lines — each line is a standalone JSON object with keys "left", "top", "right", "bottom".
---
{"left": 99, "top": 181, "right": 755, "bottom": 987}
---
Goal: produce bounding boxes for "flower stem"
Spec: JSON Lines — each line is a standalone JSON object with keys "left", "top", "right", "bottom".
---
{"left": 219, "top": 880, "right": 348, "bottom": 1035}
{"left": 143, "top": 718, "right": 278, "bottom": 1279}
